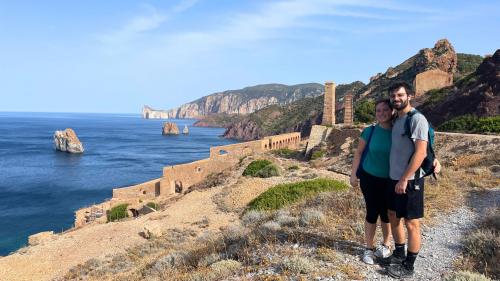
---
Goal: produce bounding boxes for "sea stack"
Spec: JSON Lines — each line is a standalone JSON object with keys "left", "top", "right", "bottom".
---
{"left": 162, "top": 122, "right": 180, "bottom": 135}
{"left": 182, "top": 125, "right": 189, "bottom": 134}
{"left": 54, "top": 128, "right": 84, "bottom": 153}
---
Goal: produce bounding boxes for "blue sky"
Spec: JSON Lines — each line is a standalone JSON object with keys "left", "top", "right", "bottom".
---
{"left": 0, "top": 0, "right": 498, "bottom": 113}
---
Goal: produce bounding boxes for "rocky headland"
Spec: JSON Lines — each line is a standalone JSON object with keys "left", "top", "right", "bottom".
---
{"left": 53, "top": 128, "right": 84, "bottom": 153}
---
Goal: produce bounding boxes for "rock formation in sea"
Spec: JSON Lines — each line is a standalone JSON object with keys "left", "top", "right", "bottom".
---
{"left": 53, "top": 128, "right": 84, "bottom": 153}
{"left": 182, "top": 125, "right": 189, "bottom": 134}
{"left": 162, "top": 122, "right": 180, "bottom": 135}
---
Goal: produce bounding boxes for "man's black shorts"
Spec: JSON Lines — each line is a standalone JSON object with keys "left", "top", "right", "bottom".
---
{"left": 387, "top": 177, "right": 425, "bottom": 219}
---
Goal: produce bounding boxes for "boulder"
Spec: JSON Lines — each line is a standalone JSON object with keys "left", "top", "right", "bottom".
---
{"left": 143, "top": 224, "right": 163, "bottom": 239}
{"left": 162, "top": 122, "right": 180, "bottom": 135}
{"left": 182, "top": 125, "right": 189, "bottom": 134}
{"left": 54, "top": 128, "right": 84, "bottom": 153}
{"left": 28, "top": 231, "right": 56, "bottom": 246}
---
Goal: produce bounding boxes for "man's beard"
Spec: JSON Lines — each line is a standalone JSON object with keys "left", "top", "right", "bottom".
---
{"left": 391, "top": 99, "right": 409, "bottom": 110}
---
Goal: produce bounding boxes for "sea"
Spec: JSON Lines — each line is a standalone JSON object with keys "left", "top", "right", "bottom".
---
{"left": 0, "top": 112, "right": 238, "bottom": 256}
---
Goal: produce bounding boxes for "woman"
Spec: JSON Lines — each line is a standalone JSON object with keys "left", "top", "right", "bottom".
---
{"left": 350, "top": 99, "right": 394, "bottom": 264}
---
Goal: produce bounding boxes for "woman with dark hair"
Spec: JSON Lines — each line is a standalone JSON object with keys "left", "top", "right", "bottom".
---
{"left": 350, "top": 99, "right": 394, "bottom": 264}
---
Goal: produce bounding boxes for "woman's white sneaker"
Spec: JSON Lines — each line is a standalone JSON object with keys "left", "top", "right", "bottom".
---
{"left": 362, "top": 249, "right": 376, "bottom": 264}
{"left": 374, "top": 244, "right": 391, "bottom": 258}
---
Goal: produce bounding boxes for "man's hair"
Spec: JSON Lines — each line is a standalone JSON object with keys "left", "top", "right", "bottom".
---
{"left": 388, "top": 81, "right": 414, "bottom": 96}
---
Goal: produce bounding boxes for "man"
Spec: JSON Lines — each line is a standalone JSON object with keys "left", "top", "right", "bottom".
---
{"left": 382, "top": 82, "right": 429, "bottom": 278}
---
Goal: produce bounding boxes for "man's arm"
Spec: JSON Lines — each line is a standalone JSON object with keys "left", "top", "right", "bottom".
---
{"left": 395, "top": 139, "right": 427, "bottom": 194}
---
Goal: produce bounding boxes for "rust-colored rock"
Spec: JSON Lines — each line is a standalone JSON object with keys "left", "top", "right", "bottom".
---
{"left": 54, "top": 128, "right": 84, "bottom": 153}
{"left": 162, "top": 122, "right": 180, "bottom": 135}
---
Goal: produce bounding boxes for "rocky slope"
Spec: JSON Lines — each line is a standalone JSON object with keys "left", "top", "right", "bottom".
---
{"left": 223, "top": 82, "right": 365, "bottom": 140}
{"left": 142, "top": 105, "right": 169, "bottom": 119}
{"left": 356, "top": 39, "right": 458, "bottom": 100}
{"left": 419, "top": 49, "right": 500, "bottom": 126}
{"left": 159, "top": 83, "right": 325, "bottom": 119}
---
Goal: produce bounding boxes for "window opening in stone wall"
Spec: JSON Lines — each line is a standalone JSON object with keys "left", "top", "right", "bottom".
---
{"left": 175, "top": 180, "right": 183, "bottom": 193}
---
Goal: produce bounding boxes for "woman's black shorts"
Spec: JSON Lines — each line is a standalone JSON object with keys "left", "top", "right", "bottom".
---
{"left": 359, "top": 168, "right": 391, "bottom": 224}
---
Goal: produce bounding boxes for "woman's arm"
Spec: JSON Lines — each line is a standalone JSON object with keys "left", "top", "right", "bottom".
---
{"left": 350, "top": 138, "right": 367, "bottom": 187}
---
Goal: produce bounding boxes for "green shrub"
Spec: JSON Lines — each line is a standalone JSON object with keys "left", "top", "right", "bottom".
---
{"left": 272, "top": 148, "right": 299, "bottom": 159}
{"left": 288, "top": 165, "right": 299, "bottom": 171}
{"left": 146, "top": 202, "right": 159, "bottom": 210}
{"left": 354, "top": 99, "right": 375, "bottom": 123}
{"left": 462, "top": 229, "right": 500, "bottom": 279}
{"left": 439, "top": 115, "right": 500, "bottom": 134}
{"left": 107, "top": 203, "right": 129, "bottom": 222}
{"left": 242, "top": 159, "right": 273, "bottom": 177}
{"left": 255, "top": 164, "right": 280, "bottom": 178}
{"left": 248, "top": 178, "right": 349, "bottom": 211}
{"left": 280, "top": 256, "right": 316, "bottom": 274}
{"left": 310, "top": 150, "right": 326, "bottom": 160}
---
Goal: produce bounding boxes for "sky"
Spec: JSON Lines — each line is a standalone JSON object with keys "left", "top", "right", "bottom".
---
{"left": 0, "top": 0, "right": 499, "bottom": 113}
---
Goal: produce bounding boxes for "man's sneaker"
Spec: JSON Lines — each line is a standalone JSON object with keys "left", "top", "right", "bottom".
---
{"left": 378, "top": 253, "right": 405, "bottom": 266}
{"left": 374, "top": 244, "right": 391, "bottom": 258}
{"left": 362, "top": 249, "right": 376, "bottom": 265}
{"left": 387, "top": 261, "right": 414, "bottom": 279}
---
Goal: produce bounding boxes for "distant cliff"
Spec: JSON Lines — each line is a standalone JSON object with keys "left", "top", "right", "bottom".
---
{"left": 223, "top": 82, "right": 365, "bottom": 140}
{"left": 142, "top": 106, "right": 169, "bottom": 119}
{"left": 150, "top": 83, "right": 325, "bottom": 119}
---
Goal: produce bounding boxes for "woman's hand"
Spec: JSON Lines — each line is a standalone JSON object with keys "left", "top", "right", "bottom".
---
{"left": 350, "top": 174, "right": 359, "bottom": 187}
{"left": 433, "top": 159, "right": 442, "bottom": 174}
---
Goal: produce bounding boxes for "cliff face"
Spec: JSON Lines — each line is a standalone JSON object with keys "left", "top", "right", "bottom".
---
{"left": 162, "top": 83, "right": 324, "bottom": 119}
{"left": 357, "top": 39, "right": 458, "bottom": 99}
{"left": 142, "top": 106, "right": 169, "bottom": 119}
{"left": 419, "top": 49, "right": 500, "bottom": 126}
{"left": 223, "top": 82, "right": 365, "bottom": 140}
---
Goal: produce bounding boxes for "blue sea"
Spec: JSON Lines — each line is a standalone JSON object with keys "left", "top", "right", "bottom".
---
{"left": 0, "top": 112, "right": 237, "bottom": 256}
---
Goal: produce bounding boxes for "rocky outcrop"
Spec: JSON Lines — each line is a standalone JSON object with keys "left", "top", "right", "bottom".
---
{"left": 142, "top": 105, "right": 169, "bottom": 119}
{"left": 162, "top": 83, "right": 324, "bottom": 119}
{"left": 162, "top": 122, "right": 180, "bottom": 135}
{"left": 54, "top": 128, "right": 84, "bottom": 153}
{"left": 28, "top": 231, "right": 56, "bottom": 246}
{"left": 357, "top": 39, "right": 458, "bottom": 99}
{"left": 182, "top": 125, "right": 189, "bottom": 134}
{"left": 419, "top": 49, "right": 500, "bottom": 126}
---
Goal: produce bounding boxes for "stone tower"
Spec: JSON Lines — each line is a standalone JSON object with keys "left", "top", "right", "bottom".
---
{"left": 343, "top": 93, "right": 354, "bottom": 125}
{"left": 322, "top": 81, "right": 336, "bottom": 125}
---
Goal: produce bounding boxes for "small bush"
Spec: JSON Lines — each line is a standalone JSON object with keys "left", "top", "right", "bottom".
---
{"left": 242, "top": 159, "right": 273, "bottom": 177}
{"left": 242, "top": 210, "right": 269, "bottom": 226}
{"left": 272, "top": 148, "right": 299, "bottom": 159}
{"left": 439, "top": 115, "right": 500, "bottom": 134}
{"left": 354, "top": 99, "right": 375, "bottom": 123}
{"left": 310, "top": 150, "right": 326, "bottom": 160}
{"left": 146, "top": 202, "right": 159, "bottom": 210}
{"left": 288, "top": 165, "right": 299, "bottom": 171}
{"left": 210, "top": 259, "right": 241, "bottom": 278}
{"left": 259, "top": 221, "right": 281, "bottom": 235}
{"left": 462, "top": 229, "right": 500, "bottom": 278}
{"left": 443, "top": 271, "right": 492, "bottom": 281}
{"left": 248, "top": 178, "right": 349, "bottom": 211}
{"left": 300, "top": 209, "right": 325, "bottom": 226}
{"left": 280, "top": 256, "right": 315, "bottom": 274}
{"left": 274, "top": 210, "right": 298, "bottom": 227}
{"left": 106, "top": 203, "right": 129, "bottom": 222}
{"left": 255, "top": 164, "right": 280, "bottom": 178}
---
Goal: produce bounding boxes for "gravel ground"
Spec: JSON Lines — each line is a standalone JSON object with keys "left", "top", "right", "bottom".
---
{"left": 357, "top": 188, "right": 500, "bottom": 281}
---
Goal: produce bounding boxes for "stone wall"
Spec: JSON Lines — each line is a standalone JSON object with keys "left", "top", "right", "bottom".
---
{"left": 414, "top": 69, "right": 453, "bottom": 97}
{"left": 74, "top": 132, "right": 301, "bottom": 227}
{"left": 305, "top": 125, "right": 333, "bottom": 156}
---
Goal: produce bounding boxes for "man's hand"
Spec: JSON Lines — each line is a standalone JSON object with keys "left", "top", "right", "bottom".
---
{"left": 350, "top": 175, "right": 359, "bottom": 187}
{"left": 395, "top": 178, "right": 408, "bottom": 194}
{"left": 433, "top": 159, "right": 442, "bottom": 174}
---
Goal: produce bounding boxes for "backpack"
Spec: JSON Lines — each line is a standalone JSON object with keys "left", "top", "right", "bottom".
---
{"left": 356, "top": 125, "right": 375, "bottom": 178}
{"left": 404, "top": 109, "right": 436, "bottom": 179}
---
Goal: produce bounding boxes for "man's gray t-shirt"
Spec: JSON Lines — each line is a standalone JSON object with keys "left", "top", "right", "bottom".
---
{"left": 390, "top": 110, "right": 429, "bottom": 180}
